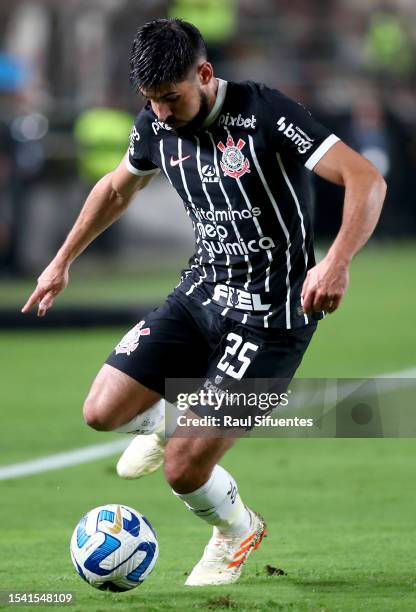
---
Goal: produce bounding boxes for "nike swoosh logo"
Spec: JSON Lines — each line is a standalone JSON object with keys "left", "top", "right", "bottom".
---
{"left": 109, "top": 505, "right": 122, "bottom": 534}
{"left": 170, "top": 155, "right": 191, "bottom": 167}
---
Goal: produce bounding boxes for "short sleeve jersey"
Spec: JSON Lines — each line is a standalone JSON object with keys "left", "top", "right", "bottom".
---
{"left": 127, "top": 79, "right": 340, "bottom": 329}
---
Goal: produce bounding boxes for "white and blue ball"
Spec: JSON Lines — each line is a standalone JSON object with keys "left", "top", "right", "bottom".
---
{"left": 70, "top": 504, "right": 158, "bottom": 591}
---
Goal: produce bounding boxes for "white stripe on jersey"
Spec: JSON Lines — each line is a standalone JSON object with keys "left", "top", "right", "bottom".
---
{"left": 245, "top": 259, "right": 253, "bottom": 290}
{"left": 234, "top": 177, "right": 273, "bottom": 291}
{"left": 161, "top": 138, "right": 192, "bottom": 225}
{"left": 176, "top": 138, "right": 202, "bottom": 242}
{"left": 160, "top": 138, "right": 195, "bottom": 238}
{"left": 234, "top": 175, "right": 273, "bottom": 293}
{"left": 159, "top": 140, "right": 173, "bottom": 185}
{"left": 177, "top": 138, "right": 208, "bottom": 295}
{"left": 195, "top": 135, "right": 220, "bottom": 283}
{"left": 178, "top": 138, "right": 198, "bottom": 217}
{"left": 265, "top": 265, "right": 271, "bottom": 292}
{"left": 276, "top": 153, "right": 309, "bottom": 325}
{"left": 248, "top": 135, "right": 292, "bottom": 329}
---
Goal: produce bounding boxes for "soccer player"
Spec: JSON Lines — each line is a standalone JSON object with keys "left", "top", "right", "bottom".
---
{"left": 22, "top": 19, "right": 386, "bottom": 586}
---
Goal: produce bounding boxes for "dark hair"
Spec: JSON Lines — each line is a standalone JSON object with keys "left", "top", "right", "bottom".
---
{"left": 130, "top": 18, "right": 207, "bottom": 92}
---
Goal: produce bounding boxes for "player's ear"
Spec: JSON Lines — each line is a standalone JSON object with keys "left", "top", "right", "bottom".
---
{"left": 198, "top": 61, "right": 213, "bottom": 85}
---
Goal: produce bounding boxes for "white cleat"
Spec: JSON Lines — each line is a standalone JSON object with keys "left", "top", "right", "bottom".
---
{"left": 185, "top": 509, "right": 267, "bottom": 586}
{"left": 116, "top": 431, "right": 166, "bottom": 479}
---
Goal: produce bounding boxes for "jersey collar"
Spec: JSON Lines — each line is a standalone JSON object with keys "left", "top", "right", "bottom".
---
{"left": 203, "top": 78, "right": 227, "bottom": 128}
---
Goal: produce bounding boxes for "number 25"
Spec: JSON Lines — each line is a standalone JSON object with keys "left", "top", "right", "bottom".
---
{"left": 217, "top": 333, "right": 258, "bottom": 380}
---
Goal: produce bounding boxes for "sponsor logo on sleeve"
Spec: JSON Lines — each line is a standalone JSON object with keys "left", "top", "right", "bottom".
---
{"left": 129, "top": 126, "right": 140, "bottom": 155}
{"left": 218, "top": 113, "right": 257, "bottom": 129}
{"left": 276, "top": 116, "right": 314, "bottom": 154}
{"left": 217, "top": 136, "right": 250, "bottom": 179}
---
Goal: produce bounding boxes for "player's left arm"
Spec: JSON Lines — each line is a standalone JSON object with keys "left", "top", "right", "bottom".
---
{"left": 301, "top": 141, "right": 387, "bottom": 314}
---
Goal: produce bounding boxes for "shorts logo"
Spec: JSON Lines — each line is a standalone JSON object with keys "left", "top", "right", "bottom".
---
{"left": 276, "top": 116, "right": 314, "bottom": 154}
{"left": 217, "top": 136, "right": 250, "bottom": 180}
{"left": 115, "top": 320, "right": 150, "bottom": 355}
{"left": 201, "top": 164, "right": 219, "bottom": 183}
{"left": 129, "top": 126, "right": 140, "bottom": 156}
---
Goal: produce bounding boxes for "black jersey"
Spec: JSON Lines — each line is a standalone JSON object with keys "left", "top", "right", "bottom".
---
{"left": 127, "top": 79, "right": 340, "bottom": 329}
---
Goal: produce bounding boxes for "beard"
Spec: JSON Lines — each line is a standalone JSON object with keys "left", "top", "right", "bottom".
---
{"left": 168, "top": 91, "right": 211, "bottom": 137}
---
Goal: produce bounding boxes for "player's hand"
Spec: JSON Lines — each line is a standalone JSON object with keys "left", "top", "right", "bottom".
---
{"left": 301, "top": 256, "right": 349, "bottom": 315}
{"left": 21, "top": 260, "right": 70, "bottom": 317}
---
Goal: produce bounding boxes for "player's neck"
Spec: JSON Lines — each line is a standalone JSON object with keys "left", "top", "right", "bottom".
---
{"left": 206, "top": 77, "right": 219, "bottom": 114}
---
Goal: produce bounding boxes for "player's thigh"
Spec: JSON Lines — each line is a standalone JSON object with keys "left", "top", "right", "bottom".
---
{"left": 100, "top": 292, "right": 211, "bottom": 415}
{"left": 83, "top": 364, "right": 161, "bottom": 430}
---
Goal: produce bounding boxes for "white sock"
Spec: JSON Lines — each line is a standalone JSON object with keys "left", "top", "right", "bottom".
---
{"left": 173, "top": 465, "right": 251, "bottom": 536}
{"left": 113, "top": 399, "right": 165, "bottom": 435}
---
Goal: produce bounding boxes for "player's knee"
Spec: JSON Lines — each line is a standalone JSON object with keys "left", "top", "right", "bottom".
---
{"left": 82, "top": 396, "right": 115, "bottom": 432}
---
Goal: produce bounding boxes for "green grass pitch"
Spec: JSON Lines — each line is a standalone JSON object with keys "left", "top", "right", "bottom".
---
{"left": 1, "top": 243, "right": 415, "bottom": 611}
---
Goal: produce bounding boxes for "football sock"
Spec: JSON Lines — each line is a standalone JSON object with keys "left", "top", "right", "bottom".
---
{"left": 113, "top": 399, "right": 165, "bottom": 435}
{"left": 173, "top": 464, "right": 251, "bottom": 536}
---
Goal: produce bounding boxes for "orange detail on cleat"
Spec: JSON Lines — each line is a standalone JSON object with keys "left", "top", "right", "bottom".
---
{"left": 226, "top": 522, "right": 267, "bottom": 569}
{"left": 232, "top": 534, "right": 256, "bottom": 558}
{"left": 227, "top": 557, "right": 245, "bottom": 569}
{"left": 185, "top": 510, "right": 268, "bottom": 585}
{"left": 234, "top": 541, "right": 255, "bottom": 558}
{"left": 239, "top": 531, "right": 257, "bottom": 548}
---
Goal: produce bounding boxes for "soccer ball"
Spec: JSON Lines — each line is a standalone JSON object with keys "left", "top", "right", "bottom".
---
{"left": 70, "top": 504, "right": 158, "bottom": 591}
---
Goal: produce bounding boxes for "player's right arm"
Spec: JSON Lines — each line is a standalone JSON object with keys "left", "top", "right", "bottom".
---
{"left": 21, "top": 154, "right": 156, "bottom": 316}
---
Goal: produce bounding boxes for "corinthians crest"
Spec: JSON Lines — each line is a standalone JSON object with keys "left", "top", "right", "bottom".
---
{"left": 115, "top": 320, "right": 150, "bottom": 355}
{"left": 217, "top": 136, "right": 250, "bottom": 179}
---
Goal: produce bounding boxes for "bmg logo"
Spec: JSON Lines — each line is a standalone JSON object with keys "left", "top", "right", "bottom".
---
{"left": 276, "top": 116, "right": 314, "bottom": 154}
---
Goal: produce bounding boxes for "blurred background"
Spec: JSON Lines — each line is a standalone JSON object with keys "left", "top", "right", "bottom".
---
{"left": 1, "top": 0, "right": 416, "bottom": 295}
